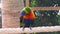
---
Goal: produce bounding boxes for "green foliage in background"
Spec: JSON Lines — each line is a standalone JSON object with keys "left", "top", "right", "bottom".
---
{"left": 30, "top": 0, "right": 60, "bottom": 27}
{"left": 30, "top": 0, "right": 36, "bottom": 7}
{"left": 30, "top": 0, "right": 60, "bottom": 7}
{"left": 29, "top": 0, "right": 60, "bottom": 34}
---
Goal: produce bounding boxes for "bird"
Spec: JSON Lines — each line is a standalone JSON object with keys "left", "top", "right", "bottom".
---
{"left": 20, "top": 7, "right": 35, "bottom": 30}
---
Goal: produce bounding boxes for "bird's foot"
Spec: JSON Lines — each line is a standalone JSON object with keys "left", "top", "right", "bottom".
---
{"left": 22, "top": 27, "right": 25, "bottom": 31}
{"left": 30, "top": 27, "right": 32, "bottom": 30}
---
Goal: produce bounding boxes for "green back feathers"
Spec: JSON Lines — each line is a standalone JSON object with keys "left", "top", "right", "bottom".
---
{"left": 23, "top": 7, "right": 31, "bottom": 14}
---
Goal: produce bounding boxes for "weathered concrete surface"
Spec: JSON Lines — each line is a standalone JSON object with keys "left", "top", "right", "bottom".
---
{"left": 0, "top": 26, "right": 60, "bottom": 34}
{"left": 1, "top": 0, "right": 24, "bottom": 28}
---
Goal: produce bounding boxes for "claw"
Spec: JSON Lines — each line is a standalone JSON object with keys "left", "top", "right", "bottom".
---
{"left": 30, "top": 27, "right": 32, "bottom": 30}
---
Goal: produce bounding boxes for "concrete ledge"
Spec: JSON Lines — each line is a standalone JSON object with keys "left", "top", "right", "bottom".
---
{"left": 0, "top": 26, "right": 60, "bottom": 34}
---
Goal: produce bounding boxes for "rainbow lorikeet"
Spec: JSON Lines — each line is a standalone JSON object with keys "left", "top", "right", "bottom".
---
{"left": 20, "top": 7, "right": 35, "bottom": 30}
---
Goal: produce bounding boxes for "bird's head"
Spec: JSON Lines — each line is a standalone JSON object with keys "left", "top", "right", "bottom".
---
{"left": 23, "top": 7, "right": 31, "bottom": 14}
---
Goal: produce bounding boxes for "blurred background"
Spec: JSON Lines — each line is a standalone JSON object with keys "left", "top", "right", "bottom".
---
{"left": 23, "top": 0, "right": 60, "bottom": 27}
{"left": 22, "top": 0, "right": 60, "bottom": 34}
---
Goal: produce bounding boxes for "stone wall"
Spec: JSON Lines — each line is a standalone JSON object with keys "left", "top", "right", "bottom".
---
{"left": 1, "top": 0, "right": 24, "bottom": 28}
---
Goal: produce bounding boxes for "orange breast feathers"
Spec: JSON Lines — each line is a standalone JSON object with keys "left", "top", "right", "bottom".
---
{"left": 23, "top": 11, "right": 35, "bottom": 20}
